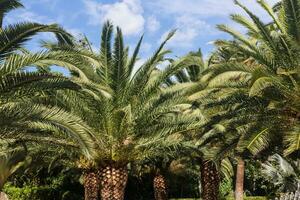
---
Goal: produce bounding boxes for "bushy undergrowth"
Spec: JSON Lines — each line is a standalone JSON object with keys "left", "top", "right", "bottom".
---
{"left": 3, "top": 167, "right": 83, "bottom": 200}
{"left": 226, "top": 197, "right": 267, "bottom": 200}
{"left": 4, "top": 183, "right": 57, "bottom": 200}
{"left": 3, "top": 182, "right": 82, "bottom": 200}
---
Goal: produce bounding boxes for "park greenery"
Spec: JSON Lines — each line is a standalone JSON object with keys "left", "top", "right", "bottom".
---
{"left": 0, "top": 0, "right": 299, "bottom": 199}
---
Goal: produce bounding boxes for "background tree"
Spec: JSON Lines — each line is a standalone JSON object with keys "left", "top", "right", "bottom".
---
{"left": 262, "top": 154, "right": 300, "bottom": 193}
{"left": 42, "top": 21, "right": 204, "bottom": 200}
{"left": 199, "top": 0, "right": 300, "bottom": 199}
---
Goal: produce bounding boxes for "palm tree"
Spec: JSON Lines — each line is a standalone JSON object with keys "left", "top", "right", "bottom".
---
{"left": 0, "top": 0, "right": 100, "bottom": 140}
{"left": 215, "top": 0, "right": 300, "bottom": 155}
{"left": 166, "top": 49, "right": 259, "bottom": 200}
{"left": 0, "top": 2, "right": 101, "bottom": 198}
{"left": 201, "top": 51, "right": 282, "bottom": 200}
{"left": 140, "top": 49, "right": 203, "bottom": 200}
{"left": 135, "top": 158, "right": 171, "bottom": 200}
{"left": 165, "top": 49, "right": 226, "bottom": 200}
{"left": 43, "top": 21, "right": 203, "bottom": 200}
{"left": 153, "top": 171, "right": 168, "bottom": 200}
{"left": 0, "top": 53, "right": 98, "bottom": 198}
{"left": 200, "top": 0, "right": 300, "bottom": 199}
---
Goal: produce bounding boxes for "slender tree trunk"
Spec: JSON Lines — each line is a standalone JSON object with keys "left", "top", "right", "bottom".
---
{"left": 200, "top": 160, "right": 220, "bottom": 200}
{"left": 83, "top": 170, "right": 100, "bottom": 200}
{"left": 99, "top": 165, "right": 128, "bottom": 200}
{"left": 153, "top": 172, "right": 168, "bottom": 200}
{"left": 235, "top": 157, "right": 245, "bottom": 200}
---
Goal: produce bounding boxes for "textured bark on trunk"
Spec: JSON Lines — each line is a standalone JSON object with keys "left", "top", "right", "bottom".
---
{"left": 99, "top": 165, "right": 128, "bottom": 200}
{"left": 200, "top": 160, "right": 220, "bottom": 200}
{"left": 83, "top": 170, "right": 100, "bottom": 200}
{"left": 235, "top": 157, "right": 245, "bottom": 200}
{"left": 153, "top": 173, "right": 168, "bottom": 200}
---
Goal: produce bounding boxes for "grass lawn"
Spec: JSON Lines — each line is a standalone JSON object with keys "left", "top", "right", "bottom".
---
{"left": 170, "top": 197, "right": 267, "bottom": 200}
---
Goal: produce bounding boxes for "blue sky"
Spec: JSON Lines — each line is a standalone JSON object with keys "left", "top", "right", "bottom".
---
{"left": 6, "top": 0, "right": 279, "bottom": 65}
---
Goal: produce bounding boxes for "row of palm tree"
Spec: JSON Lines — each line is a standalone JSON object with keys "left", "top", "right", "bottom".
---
{"left": 0, "top": 0, "right": 299, "bottom": 200}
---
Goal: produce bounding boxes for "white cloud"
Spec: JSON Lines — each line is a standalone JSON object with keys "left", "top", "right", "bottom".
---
{"left": 148, "top": 0, "right": 280, "bottom": 20}
{"left": 83, "top": 0, "right": 145, "bottom": 36}
{"left": 161, "top": 15, "right": 213, "bottom": 48}
{"left": 67, "top": 28, "right": 82, "bottom": 38}
{"left": 141, "top": 42, "right": 152, "bottom": 53}
{"left": 156, "top": 60, "right": 170, "bottom": 70}
{"left": 149, "top": 0, "right": 279, "bottom": 50}
{"left": 206, "top": 41, "right": 215, "bottom": 45}
{"left": 146, "top": 16, "right": 160, "bottom": 33}
{"left": 133, "top": 58, "right": 146, "bottom": 74}
{"left": 135, "top": 57, "right": 170, "bottom": 72}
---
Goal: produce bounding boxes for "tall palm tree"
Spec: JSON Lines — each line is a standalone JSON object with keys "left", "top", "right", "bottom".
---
{"left": 0, "top": 48, "right": 101, "bottom": 199}
{"left": 43, "top": 21, "right": 203, "bottom": 200}
{"left": 0, "top": 0, "right": 99, "bottom": 135}
{"left": 201, "top": 0, "right": 300, "bottom": 199}
{"left": 0, "top": 2, "right": 99, "bottom": 197}
{"left": 166, "top": 49, "right": 260, "bottom": 200}
{"left": 165, "top": 49, "right": 225, "bottom": 200}
{"left": 214, "top": 0, "right": 300, "bottom": 155}
{"left": 135, "top": 139, "right": 193, "bottom": 200}
{"left": 140, "top": 49, "right": 204, "bottom": 200}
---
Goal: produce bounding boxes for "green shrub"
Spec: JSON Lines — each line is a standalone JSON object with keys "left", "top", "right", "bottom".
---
{"left": 3, "top": 167, "right": 84, "bottom": 200}
{"left": 226, "top": 197, "right": 267, "bottom": 200}
{"left": 219, "top": 179, "right": 233, "bottom": 199}
{"left": 170, "top": 197, "right": 267, "bottom": 200}
{"left": 2, "top": 182, "right": 78, "bottom": 200}
{"left": 3, "top": 183, "right": 56, "bottom": 200}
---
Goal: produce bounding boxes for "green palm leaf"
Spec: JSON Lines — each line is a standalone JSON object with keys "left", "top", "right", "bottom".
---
{"left": 0, "top": 0, "right": 23, "bottom": 27}
{"left": 284, "top": 126, "right": 300, "bottom": 155}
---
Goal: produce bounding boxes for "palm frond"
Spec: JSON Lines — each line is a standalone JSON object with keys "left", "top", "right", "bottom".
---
{"left": 0, "top": 23, "right": 73, "bottom": 56}
{"left": 0, "top": 0, "right": 23, "bottom": 28}
{"left": 282, "top": 0, "right": 300, "bottom": 43}
{"left": 284, "top": 126, "right": 300, "bottom": 155}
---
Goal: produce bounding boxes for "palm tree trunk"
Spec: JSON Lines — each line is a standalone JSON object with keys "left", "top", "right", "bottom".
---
{"left": 99, "top": 165, "right": 128, "bottom": 200}
{"left": 235, "top": 157, "right": 245, "bottom": 200}
{"left": 153, "top": 172, "right": 168, "bottom": 200}
{"left": 83, "top": 170, "right": 100, "bottom": 200}
{"left": 200, "top": 160, "right": 220, "bottom": 200}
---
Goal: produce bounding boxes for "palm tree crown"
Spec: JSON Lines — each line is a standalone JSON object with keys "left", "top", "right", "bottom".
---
{"left": 45, "top": 21, "right": 204, "bottom": 166}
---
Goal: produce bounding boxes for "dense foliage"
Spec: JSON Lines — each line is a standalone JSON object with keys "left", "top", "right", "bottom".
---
{"left": 0, "top": 0, "right": 299, "bottom": 200}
